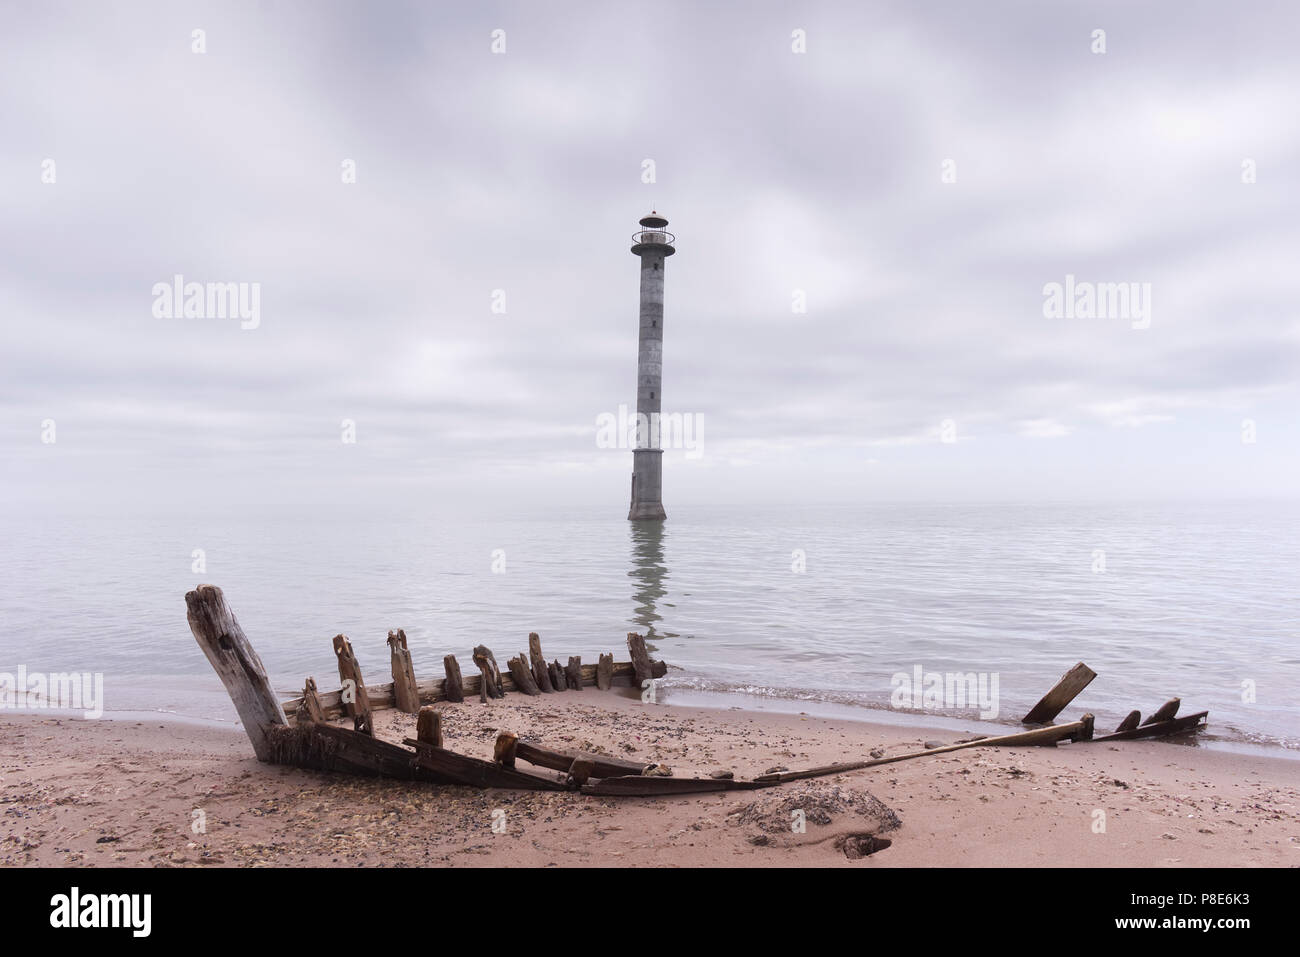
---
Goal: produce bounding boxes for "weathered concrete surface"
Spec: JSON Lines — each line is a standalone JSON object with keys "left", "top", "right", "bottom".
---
{"left": 629, "top": 216, "right": 671, "bottom": 522}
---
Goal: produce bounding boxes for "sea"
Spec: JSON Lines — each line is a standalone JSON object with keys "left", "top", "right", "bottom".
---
{"left": 3, "top": 501, "right": 1297, "bottom": 754}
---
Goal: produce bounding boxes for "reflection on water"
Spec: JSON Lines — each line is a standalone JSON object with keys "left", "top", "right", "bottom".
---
{"left": 628, "top": 521, "right": 674, "bottom": 642}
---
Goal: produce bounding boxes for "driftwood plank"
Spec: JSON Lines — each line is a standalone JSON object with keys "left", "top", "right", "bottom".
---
{"left": 333, "top": 634, "right": 373, "bottom": 736}
{"left": 388, "top": 629, "right": 420, "bottom": 714}
{"left": 582, "top": 776, "right": 763, "bottom": 796}
{"left": 267, "top": 723, "right": 447, "bottom": 782}
{"left": 596, "top": 653, "right": 614, "bottom": 691}
{"left": 1142, "top": 698, "right": 1180, "bottom": 725}
{"left": 405, "top": 740, "right": 569, "bottom": 791}
{"left": 514, "top": 740, "right": 646, "bottom": 779}
{"left": 529, "top": 633, "right": 554, "bottom": 692}
{"left": 565, "top": 656, "right": 582, "bottom": 691}
{"left": 549, "top": 660, "right": 566, "bottom": 691}
{"left": 1021, "top": 662, "right": 1097, "bottom": 724}
{"left": 753, "top": 720, "right": 1089, "bottom": 785}
{"left": 186, "top": 584, "right": 287, "bottom": 762}
{"left": 1091, "top": 711, "right": 1207, "bottom": 742}
{"left": 507, "top": 654, "right": 541, "bottom": 695}
{"left": 472, "top": 645, "right": 504, "bottom": 701}
{"left": 443, "top": 655, "right": 464, "bottom": 703}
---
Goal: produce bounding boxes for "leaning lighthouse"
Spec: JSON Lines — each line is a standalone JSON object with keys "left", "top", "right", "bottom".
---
{"left": 627, "top": 211, "right": 675, "bottom": 521}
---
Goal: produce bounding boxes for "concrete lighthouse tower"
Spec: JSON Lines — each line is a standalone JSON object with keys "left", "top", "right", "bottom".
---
{"left": 628, "top": 211, "right": 675, "bottom": 521}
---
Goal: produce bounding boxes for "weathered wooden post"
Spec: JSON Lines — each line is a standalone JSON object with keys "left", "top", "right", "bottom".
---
{"left": 387, "top": 628, "right": 420, "bottom": 714}
{"left": 1143, "top": 698, "right": 1180, "bottom": 725}
{"left": 565, "top": 656, "right": 582, "bottom": 691}
{"left": 297, "top": 676, "right": 325, "bottom": 725}
{"left": 417, "top": 706, "right": 443, "bottom": 749}
{"left": 596, "top": 653, "right": 613, "bottom": 691}
{"left": 494, "top": 731, "right": 519, "bottom": 768}
{"left": 1115, "top": 710, "right": 1141, "bottom": 732}
{"left": 507, "top": 653, "right": 541, "bottom": 695}
{"left": 528, "top": 633, "right": 554, "bottom": 692}
{"left": 333, "top": 634, "right": 373, "bottom": 736}
{"left": 186, "top": 584, "right": 287, "bottom": 762}
{"left": 626, "top": 632, "right": 667, "bottom": 684}
{"left": 443, "top": 654, "right": 464, "bottom": 703}
{"left": 472, "top": 645, "right": 504, "bottom": 701}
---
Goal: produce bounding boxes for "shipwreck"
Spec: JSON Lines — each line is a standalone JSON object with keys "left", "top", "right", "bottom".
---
{"left": 188, "top": 585, "right": 1210, "bottom": 797}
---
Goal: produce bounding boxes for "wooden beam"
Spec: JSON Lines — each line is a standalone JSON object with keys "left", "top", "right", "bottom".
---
{"left": 596, "top": 653, "right": 613, "bottom": 691}
{"left": 443, "top": 655, "right": 464, "bottom": 703}
{"left": 582, "top": 776, "right": 764, "bottom": 796}
{"left": 753, "top": 720, "right": 1088, "bottom": 785}
{"left": 388, "top": 629, "right": 420, "bottom": 714}
{"left": 333, "top": 634, "right": 373, "bottom": 736}
{"left": 185, "top": 584, "right": 287, "bottom": 762}
{"left": 514, "top": 740, "right": 646, "bottom": 779}
{"left": 267, "top": 723, "right": 448, "bottom": 782}
{"left": 405, "top": 739, "right": 569, "bottom": 791}
{"left": 1076, "top": 712, "right": 1095, "bottom": 742}
{"left": 549, "top": 660, "right": 566, "bottom": 691}
{"left": 1021, "top": 662, "right": 1097, "bottom": 724}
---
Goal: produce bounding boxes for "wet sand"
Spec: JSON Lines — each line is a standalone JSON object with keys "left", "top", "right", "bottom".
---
{"left": 3, "top": 694, "right": 1298, "bottom": 867}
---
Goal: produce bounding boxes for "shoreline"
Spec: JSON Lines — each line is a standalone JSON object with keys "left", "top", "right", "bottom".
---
{"left": 4, "top": 694, "right": 1298, "bottom": 867}
{"left": 5, "top": 676, "right": 1296, "bottom": 762}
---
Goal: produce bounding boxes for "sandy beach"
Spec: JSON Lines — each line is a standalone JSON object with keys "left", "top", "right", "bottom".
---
{"left": 3, "top": 694, "right": 1297, "bottom": 868}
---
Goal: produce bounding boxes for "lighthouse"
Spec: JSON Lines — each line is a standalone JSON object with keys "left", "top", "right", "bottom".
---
{"left": 628, "top": 211, "right": 675, "bottom": 521}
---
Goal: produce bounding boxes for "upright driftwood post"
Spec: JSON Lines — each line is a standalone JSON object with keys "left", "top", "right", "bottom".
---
{"left": 1143, "top": 698, "right": 1180, "bottom": 725}
{"left": 565, "top": 656, "right": 583, "bottom": 691}
{"left": 529, "top": 633, "right": 554, "bottom": 692}
{"left": 472, "top": 645, "right": 504, "bottom": 701}
{"left": 494, "top": 731, "right": 519, "bottom": 768}
{"left": 186, "top": 585, "right": 287, "bottom": 762}
{"left": 297, "top": 677, "right": 325, "bottom": 725}
{"left": 1115, "top": 710, "right": 1141, "bottom": 733}
{"left": 417, "top": 706, "right": 443, "bottom": 749}
{"left": 627, "top": 632, "right": 667, "bottom": 684}
{"left": 549, "top": 660, "right": 566, "bottom": 691}
{"left": 388, "top": 629, "right": 420, "bottom": 715}
{"left": 443, "top": 655, "right": 465, "bottom": 703}
{"left": 507, "top": 654, "right": 541, "bottom": 695}
{"left": 596, "top": 653, "right": 613, "bottom": 691}
{"left": 333, "top": 634, "right": 374, "bottom": 736}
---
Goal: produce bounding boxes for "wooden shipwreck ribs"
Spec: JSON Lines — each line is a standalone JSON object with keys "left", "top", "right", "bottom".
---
{"left": 187, "top": 586, "right": 1210, "bottom": 798}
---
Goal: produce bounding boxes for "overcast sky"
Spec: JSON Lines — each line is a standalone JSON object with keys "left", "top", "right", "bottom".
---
{"left": 3, "top": 0, "right": 1297, "bottom": 511}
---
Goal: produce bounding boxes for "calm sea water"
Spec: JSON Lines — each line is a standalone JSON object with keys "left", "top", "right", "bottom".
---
{"left": 3, "top": 502, "right": 1297, "bottom": 750}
